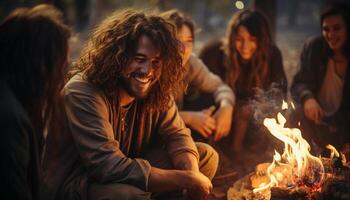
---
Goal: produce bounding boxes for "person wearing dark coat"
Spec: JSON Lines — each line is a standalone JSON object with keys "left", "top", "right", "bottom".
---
{"left": 291, "top": 3, "right": 350, "bottom": 150}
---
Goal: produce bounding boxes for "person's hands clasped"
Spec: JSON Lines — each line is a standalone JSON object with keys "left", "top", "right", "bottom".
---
{"left": 212, "top": 102, "right": 233, "bottom": 141}
{"left": 304, "top": 98, "right": 323, "bottom": 124}
{"left": 188, "top": 106, "right": 216, "bottom": 138}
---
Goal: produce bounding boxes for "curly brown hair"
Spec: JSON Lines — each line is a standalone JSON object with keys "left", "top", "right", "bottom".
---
{"left": 225, "top": 9, "right": 273, "bottom": 91}
{"left": 75, "top": 9, "right": 185, "bottom": 111}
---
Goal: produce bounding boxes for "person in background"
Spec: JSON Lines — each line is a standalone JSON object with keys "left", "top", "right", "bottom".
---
{"left": 42, "top": 9, "right": 218, "bottom": 200}
{"left": 199, "top": 9, "right": 287, "bottom": 156}
{"left": 291, "top": 3, "right": 350, "bottom": 150}
{"left": 0, "top": 4, "right": 71, "bottom": 199}
{"left": 160, "top": 9, "right": 235, "bottom": 142}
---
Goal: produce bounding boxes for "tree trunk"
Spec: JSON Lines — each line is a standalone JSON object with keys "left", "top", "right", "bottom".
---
{"left": 253, "top": 0, "right": 277, "bottom": 42}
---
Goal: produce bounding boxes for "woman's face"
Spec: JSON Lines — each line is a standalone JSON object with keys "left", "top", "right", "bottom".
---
{"left": 177, "top": 25, "right": 193, "bottom": 65}
{"left": 322, "top": 14, "right": 347, "bottom": 51}
{"left": 234, "top": 25, "right": 257, "bottom": 61}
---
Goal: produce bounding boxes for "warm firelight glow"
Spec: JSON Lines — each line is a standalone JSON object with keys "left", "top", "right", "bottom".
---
{"left": 253, "top": 102, "right": 324, "bottom": 193}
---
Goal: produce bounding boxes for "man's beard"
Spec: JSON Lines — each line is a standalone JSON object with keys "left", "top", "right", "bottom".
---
{"left": 119, "top": 73, "right": 151, "bottom": 99}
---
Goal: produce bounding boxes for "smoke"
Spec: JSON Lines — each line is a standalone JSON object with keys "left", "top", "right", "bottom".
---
{"left": 250, "top": 83, "right": 287, "bottom": 124}
{"left": 247, "top": 83, "right": 288, "bottom": 153}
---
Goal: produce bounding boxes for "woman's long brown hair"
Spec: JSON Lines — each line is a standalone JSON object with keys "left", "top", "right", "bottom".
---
{"left": 225, "top": 9, "right": 273, "bottom": 92}
{"left": 0, "top": 4, "right": 71, "bottom": 151}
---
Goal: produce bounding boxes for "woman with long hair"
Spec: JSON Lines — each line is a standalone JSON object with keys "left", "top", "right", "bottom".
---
{"left": 291, "top": 3, "right": 350, "bottom": 150}
{"left": 0, "top": 4, "right": 71, "bottom": 199}
{"left": 199, "top": 9, "right": 287, "bottom": 156}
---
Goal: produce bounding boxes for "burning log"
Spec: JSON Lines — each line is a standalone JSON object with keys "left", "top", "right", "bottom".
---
{"left": 227, "top": 101, "right": 350, "bottom": 200}
{"left": 227, "top": 157, "right": 350, "bottom": 200}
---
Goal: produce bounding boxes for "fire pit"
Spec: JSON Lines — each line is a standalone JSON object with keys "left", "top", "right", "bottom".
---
{"left": 227, "top": 101, "right": 350, "bottom": 200}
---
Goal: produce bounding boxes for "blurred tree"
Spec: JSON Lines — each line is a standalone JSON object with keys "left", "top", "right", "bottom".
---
{"left": 253, "top": 0, "right": 277, "bottom": 42}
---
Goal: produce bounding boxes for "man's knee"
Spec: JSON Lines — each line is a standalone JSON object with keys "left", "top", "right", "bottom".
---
{"left": 88, "top": 182, "right": 151, "bottom": 200}
{"left": 196, "top": 142, "right": 219, "bottom": 180}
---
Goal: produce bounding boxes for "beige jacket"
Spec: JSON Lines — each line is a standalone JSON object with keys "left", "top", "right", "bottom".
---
{"left": 177, "top": 54, "right": 235, "bottom": 108}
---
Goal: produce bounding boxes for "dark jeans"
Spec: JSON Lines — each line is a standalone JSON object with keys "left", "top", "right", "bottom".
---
{"left": 88, "top": 142, "right": 218, "bottom": 200}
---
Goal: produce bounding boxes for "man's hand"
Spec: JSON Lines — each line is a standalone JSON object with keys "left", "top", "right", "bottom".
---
{"left": 185, "top": 171, "right": 213, "bottom": 200}
{"left": 213, "top": 101, "right": 233, "bottom": 141}
{"left": 304, "top": 98, "right": 323, "bottom": 124}
{"left": 149, "top": 168, "right": 212, "bottom": 199}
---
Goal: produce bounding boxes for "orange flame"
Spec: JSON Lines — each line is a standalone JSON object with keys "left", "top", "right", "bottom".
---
{"left": 254, "top": 101, "right": 324, "bottom": 193}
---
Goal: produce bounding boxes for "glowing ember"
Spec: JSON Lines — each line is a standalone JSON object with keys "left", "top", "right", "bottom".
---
{"left": 253, "top": 101, "right": 325, "bottom": 193}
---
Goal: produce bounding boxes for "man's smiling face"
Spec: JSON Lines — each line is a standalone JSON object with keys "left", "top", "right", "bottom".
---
{"left": 120, "top": 35, "right": 162, "bottom": 99}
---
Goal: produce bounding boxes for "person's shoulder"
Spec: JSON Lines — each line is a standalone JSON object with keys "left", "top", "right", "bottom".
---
{"left": 303, "top": 35, "right": 326, "bottom": 49}
{"left": 271, "top": 45, "right": 282, "bottom": 55}
{"left": 64, "top": 73, "right": 104, "bottom": 97}
{"left": 188, "top": 53, "right": 202, "bottom": 66}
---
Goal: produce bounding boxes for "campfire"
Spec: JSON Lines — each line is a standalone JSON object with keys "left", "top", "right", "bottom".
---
{"left": 227, "top": 101, "right": 350, "bottom": 200}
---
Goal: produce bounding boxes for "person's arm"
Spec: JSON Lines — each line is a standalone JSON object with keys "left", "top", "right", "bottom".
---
{"left": 156, "top": 100, "right": 200, "bottom": 169}
{"left": 155, "top": 100, "right": 213, "bottom": 198}
{"left": 188, "top": 54, "right": 235, "bottom": 106}
{"left": 187, "top": 55, "right": 234, "bottom": 141}
{"left": 291, "top": 39, "right": 318, "bottom": 105}
{"left": 148, "top": 167, "right": 212, "bottom": 198}
{"left": 290, "top": 38, "right": 323, "bottom": 123}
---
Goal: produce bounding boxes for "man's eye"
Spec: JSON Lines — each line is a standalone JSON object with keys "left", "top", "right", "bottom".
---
{"left": 135, "top": 57, "right": 145, "bottom": 63}
{"left": 152, "top": 60, "right": 161, "bottom": 67}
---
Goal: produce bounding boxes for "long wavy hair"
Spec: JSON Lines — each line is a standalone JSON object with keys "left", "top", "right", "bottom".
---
{"left": 0, "top": 4, "right": 71, "bottom": 149}
{"left": 224, "top": 9, "right": 273, "bottom": 92}
{"left": 75, "top": 9, "right": 184, "bottom": 111}
{"left": 321, "top": 2, "right": 350, "bottom": 58}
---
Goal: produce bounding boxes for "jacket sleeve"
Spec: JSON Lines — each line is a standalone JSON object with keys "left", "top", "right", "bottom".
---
{"left": 64, "top": 80, "right": 151, "bottom": 191}
{"left": 156, "top": 100, "right": 199, "bottom": 161}
{"left": 187, "top": 54, "right": 235, "bottom": 106}
{"left": 291, "top": 40, "right": 317, "bottom": 105}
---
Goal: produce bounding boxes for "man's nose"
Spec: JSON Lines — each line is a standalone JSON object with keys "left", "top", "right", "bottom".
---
{"left": 140, "top": 61, "right": 154, "bottom": 75}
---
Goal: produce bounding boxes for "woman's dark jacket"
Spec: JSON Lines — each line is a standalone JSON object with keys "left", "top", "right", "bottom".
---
{"left": 291, "top": 36, "right": 350, "bottom": 124}
{"left": 198, "top": 39, "right": 287, "bottom": 102}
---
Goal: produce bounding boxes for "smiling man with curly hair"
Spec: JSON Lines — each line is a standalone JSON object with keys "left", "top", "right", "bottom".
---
{"left": 42, "top": 9, "right": 218, "bottom": 200}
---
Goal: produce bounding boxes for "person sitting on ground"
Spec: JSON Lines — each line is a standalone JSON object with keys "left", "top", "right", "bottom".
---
{"left": 160, "top": 9, "right": 234, "bottom": 142}
{"left": 42, "top": 9, "right": 218, "bottom": 200}
{"left": 0, "top": 4, "right": 71, "bottom": 199}
{"left": 199, "top": 9, "right": 287, "bottom": 156}
{"left": 291, "top": 3, "right": 350, "bottom": 151}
